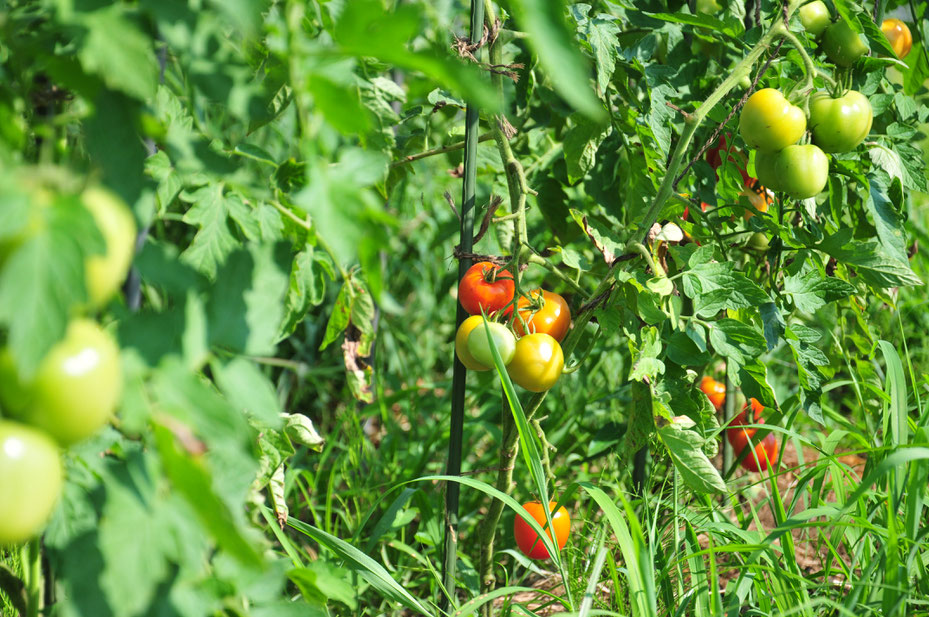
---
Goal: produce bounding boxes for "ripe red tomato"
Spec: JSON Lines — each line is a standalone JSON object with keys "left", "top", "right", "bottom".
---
{"left": 823, "top": 20, "right": 869, "bottom": 67}
{"left": 458, "top": 262, "right": 515, "bottom": 316}
{"left": 727, "top": 399, "right": 779, "bottom": 472}
{"left": 809, "top": 90, "right": 873, "bottom": 153}
{"left": 0, "top": 319, "right": 122, "bottom": 446}
{"left": 455, "top": 316, "right": 491, "bottom": 371}
{"left": 882, "top": 18, "right": 912, "bottom": 59}
{"left": 506, "top": 333, "right": 564, "bottom": 392}
{"left": 514, "top": 289, "right": 571, "bottom": 342}
{"left": 739, "top": 89, "right": 806, "bottom": 152}
{"left": 513, "top": 501, "right": 570, "bottom": 560}
{"left": 0, "top": 419, "right": 63, "bottom": 544}
{"left": 700, "top": 376, "right": 726, "bottom": 411}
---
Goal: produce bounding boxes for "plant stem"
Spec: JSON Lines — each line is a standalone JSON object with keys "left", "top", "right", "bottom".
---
{"left": 24, "top": 538, "right": 42, "bottom": 617}
{"left": 389, "top": 132, "right": 494, "bottom": 168}
{"left": 442, "top": 0, "right": 484, "bottom": 610}
{"left": 527, "top": 253, "right": 588, "bottom": 296}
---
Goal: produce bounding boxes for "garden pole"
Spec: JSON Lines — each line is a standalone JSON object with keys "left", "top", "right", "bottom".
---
{"left": 441, "top": 0, "right": 483, "bottom": 609}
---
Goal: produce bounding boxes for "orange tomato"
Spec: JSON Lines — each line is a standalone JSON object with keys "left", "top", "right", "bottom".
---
{"left": 882, "top": 18, "right": 912, "bottom": 59}
{"left": 514, "top": 289, "right": 571, "bottom": 342}
{"left": 700, "top": 376, "right": 726, "bottom": 411}
{"left": 513, "top": 501, "right": 570, "bottom": 560}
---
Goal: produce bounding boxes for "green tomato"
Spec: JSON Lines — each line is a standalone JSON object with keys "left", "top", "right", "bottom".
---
{"left": 82, "top": 187, "right": 137, "bottom": 308}
{"left": 753, "top": 150, "right": 783, "bottom": 192}
{"left": 746, "top": 232, "right": 770, "bottom": 252}
{"left": 774, "top": 144, "right": 829, "bottom": 199}
{"left": 466, "top": 321, "right": 516, "bottom": 368}
{"left": 809, "top": 90, "right": 873, "bottom": 153}
{"left": 695, "top": 0, "right": 721, "bottom": 14}
{"left": 822, "top": 20, "right": 869, "bottom": 67}
{"left": 0, "top": 420, "right": 63, "bottom": 545}
{"left": 1, "top": 319, "right": 122, "bottom": 446}
{"left": 799, "top": 1, "right": 831, "bottom": 37}
{"left": 739, "top": 89, "right": 807, "bottom": 152}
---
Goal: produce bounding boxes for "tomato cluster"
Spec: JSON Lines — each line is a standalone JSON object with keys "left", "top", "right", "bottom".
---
{"left": 740, "top": 82, "right": 872, "bottom": 205}
{"left": 455, "top": 262, "right": 569, "bottom": 393}
{"left": 0, "top": 183, "right": 134, "bottom": 545}
{"left": 455, "top": 262, "right": 574, "bottom": 558}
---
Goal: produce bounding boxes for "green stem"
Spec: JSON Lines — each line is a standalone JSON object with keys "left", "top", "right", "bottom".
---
{"left": 781, "top": 29, "right": 836, "bottom": 92}
{"left": 527, "top": 253, "right": 588, "bottom": 296}
{"left": 389, "top": 132, "right": 494, "bottom": 168}
{"left": 24, "top": 538, "right": 42, "bottom": 617}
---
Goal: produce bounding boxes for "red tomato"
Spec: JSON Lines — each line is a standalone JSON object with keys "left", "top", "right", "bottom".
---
{"left": 458, "top": 262, "right": 515, "bottom": 316}
{"left": 700, "top": 376, "right": 726, "bottom": 411}
{"left": 513, "top": 501, "right": 570, "bottom": 560}
{"left": 514, "top": 289, "right": 571, "bottom": 342}
{"left": 726, "top": 399, "right": 779, "bottom": 472}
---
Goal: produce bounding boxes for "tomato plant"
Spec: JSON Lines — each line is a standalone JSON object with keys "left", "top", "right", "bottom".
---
{"left": 799, "top": 1, "right": 831, "bottom": 37}
{"left": 513, "top": 501, "right": 570, "bottom": 560}
{"left": 739, "top": 88, "right": 806, "bottom": 151}
{"left": 0, "top": 420, "right": 63, "bottom": 545}
{"left": 1, "top": 319, "right": 121, "bottom": 446}
{"left": 466, "top": 320, "right": 516, "bottom": 368}
{"left": 506, "top": 333, "right": 564, "bottom": 392}
{"left": 823, "top": 20, "right": 870, "bottom": 66}
{"left": 882, "top": 18, "right": 913, "bottom": 59}
{"left": 458, "top": 262, "right": 515, "bottom": 316}
{"left": 514, "top": 289, "right": 571, "bottom": 342}
{"left": 700, "top": 376, "right": 726, "bottom": 411}
{"left": 809, "top": 90, "right": 873, "bottom": 153}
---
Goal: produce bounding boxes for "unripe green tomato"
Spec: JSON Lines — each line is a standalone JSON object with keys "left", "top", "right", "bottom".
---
{"left": 753, "top": 150, "right": 783, "bottom": 192}
{"left": 774, "top": 144, "right": 829, "bottom": 199}
{"left": 746, "top": 232, "right": 770, "bottom": 252}
{"left": 823, "top": 20, "right": 869, "bottom": 67}
{"left": 799, "top": 1, "right": 831, "bottom": 37}
{"left": 809, "top": 90, "right": 873, "bottom": 153}
{"left": 467, "top": 321, "right": 516, "bottom": 368}
{"left": 739, "top": 75, "right": 752, "bottom": 90}
{"left": 82, "top": 187, "right": 137, "bottom": 308}
{"left": 695, "top": 0, "right": 721, "bottom": 14}
{"left": 0, "top": 420, "right": 63, "bottom": 545}
{"left": 739, "top": 89, "right": 807, "bottom": 152}
{"left": 455, "top": 315, "right": 491, "bottom": 371}
{"left": 1, "top": 319, "right": 123, "bottom": 446}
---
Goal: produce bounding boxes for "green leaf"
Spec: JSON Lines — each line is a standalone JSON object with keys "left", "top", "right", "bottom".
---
{"left": 682, "top": 261, "right": 769, "bottom": 318}
{"left": 867, "top": 174, "right": 909, "bottom": 262}
{"left": 658, "top": 423, "right": 727, "bottom": 493}
{"left": 784, "top": 268, "right": 856, "bottom": 313}
{"left": 280, "top": 246, "right": 336, "bottom": 338}
{"left": 0, "top": 196, "right": 102, "bottom": 377}
{"left": 575, "top": 9, "right": 620, "bottom": 93}
{"left": 759, "top": 302, "right": 785, "bottom": 351}
{"left": 207, "top": 242, "right": 292, "bottom": 356}
{"left": 78, "top": 6, "right": 158, "bottom": 100}
{"left": 211, "top": 358, "right": 283, "bottom": 428}
{"left": 288, "top": 562, "right": 357, "bottom": 609}
{"left": 708, "top": 318, "right": 766, "bottom": 368}
{"left": 508, "top": 0, "right": 605, "bottom": 120}
{"left": 629, "top": 326, "right": 665, "bottom": 382}
{"left": 563, "top": 113, "right": 612, "bottom": 183}
{"left": 333, "top": 0, "right": 498, "bottom": 112}
{"left": 181, "top": 184, "right": 241, "bottom": 278}
{"left": 818, "top": 231, "right": 922, "bottom": 289}
{"left": 154, "top": 424, "right": 262, "bottom": 566}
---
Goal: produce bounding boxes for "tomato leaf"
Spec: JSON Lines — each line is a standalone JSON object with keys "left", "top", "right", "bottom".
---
{"left": 784, "top": 268, "right": 856, "bottom": 314}
{"left": 658, "top": 423, "right": 727, "bottom": 493}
